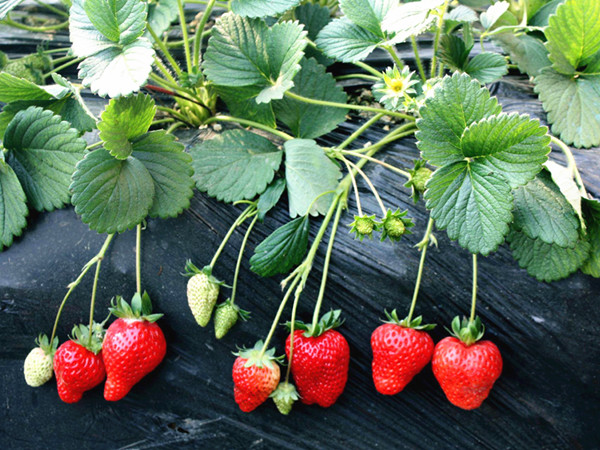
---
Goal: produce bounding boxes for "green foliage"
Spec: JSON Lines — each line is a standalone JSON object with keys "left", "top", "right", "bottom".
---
{"left": 145, "top": 0, "right": 178, "bottom": 40}
{"left": 480, "top": 0, "right": 509, "bottom": 29}
{"left": 339, "top": 0, "right": 396, "bottom": 36}
{"left": 463, "top": 52, "right": 508, "bottom": 84}
{"left": 0, "top": 160, "right": 28, "bottom": 250}
{"left": 494, "top": 33, "right": 550, "bottom": 77}
{"left": 230, "top": 0, "right": 301, "bottom": 17}
{"left": 203, "top": 13, "right": 307, "bottom": 103}
{"left": 381, "top": 0, "right": 444, "bottom": 43}
{"left": 581, "top": 198, "right": 600, "bottom": 277}
{"left": 69, "top": 0, "right": 154, "bottom": 97}
{"left": 0, "top": 0, "right": 24, "bottom": 20}
{"left": 250, "top": 215, "right": 310, "bottom": 277}
{"left": 316, "top": 18, "right": 384, "bottom": 62}
{"left": 284, "top": 139, "right": 341, "bottom": 217}
{"left": 418, "top": 74, "right": 550, "bottom": 255}
{"left": 257, "top": 178, "right": 286, "bottom": 221}
{"left": 294, "top": 3, "right": 333, "bottom": 66}
{"left": 190, "top": 129, "right": 283, "bottom": 203}
{"left": 273, "top": 58, "right": 348, "bottom": 139}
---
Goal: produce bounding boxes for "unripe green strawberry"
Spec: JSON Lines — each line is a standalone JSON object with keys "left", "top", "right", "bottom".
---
{"left": 21, "top": 53, "right": 53, "bottom": 72}
{"left": 214, "top": 299, "right": 250, "bottom": 339}
{"left": 184, "top": 260, "right": 221, "bottom": 327}
{"left": 349, "top": 214, "right": 377, "bottom": 241}
{"left": 4, "top": 61, "right": 41, "bottom": 83}
{"left": 379, "top": 209, "right": 414, "bottom": 242}
{"left": 411, "top": 167, "right": 432, "bottom": 192}
{"left": 23, "top": 334, "right": 58, "bottom": 387}
{"left": 270, "top": 382, "right": 299, "bottom": 415}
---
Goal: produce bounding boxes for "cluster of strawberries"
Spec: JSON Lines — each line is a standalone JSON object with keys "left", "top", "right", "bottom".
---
{"left": 24, "top": 293, "right": 166, "bottom": 403}
{"left": 230, "top": 310, "right": 502, "bottom": 413}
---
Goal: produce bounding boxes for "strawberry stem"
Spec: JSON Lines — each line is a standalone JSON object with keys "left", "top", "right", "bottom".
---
{"left": 470, "top": 253, "right": 478, "bottom": 323}
{"left": 285, "top": 284, "right": 303, "bottom": 384}
{"left": 230, "top": 215, "right": 258, "bottom": 306}
{"left": 193, "top": 0, "right": 217, "bottom": 68}
{"left": 176, "top": 0, "right": 193, "bottom": 73}
{"left": 406, "top": 217, "right": 434, "bottom": 323}
{"left": 343, "top": 158, "right": 388, "bottom": 216}
{"left": 550, "top": 136, "right": 587, "bottom": 197}
{"left": 136, "top": 224, "right": 143, "bottom": 295}
{"left": 341, "top": 158, "right": 363, "bottom": 216}
{"left": 210, "top": 204, "right": 256, "bottom": 269}
{"left": 49, "top": 234, "right": 115, "bottom": 345}
{"left": 87, "top": 253, "right": 103, "bottom": 346}
{"left": 204, "top": 115, "right": 294, "bottom": 141}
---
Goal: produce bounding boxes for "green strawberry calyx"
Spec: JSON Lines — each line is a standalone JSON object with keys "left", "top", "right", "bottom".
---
{"left": 182, "top": 259, "right": 227, "bottom": 287}
{"left": 70, "top": 323, "right": 104, "bottom": 355}
{"left": 378, "top": 209, "right": 414, "bottom": 242}
{"left": 448, "top": 315, "right": 485, "bottom": 346}
{"left": 35, "top": 333, "right": 59, "bottom": 357}
{"left": 109, "top": 291, "right": 164, "bottom": 323}
{"left": 233, "top": 340, "right": 283, "bottom": 370}
{"left": 216, "top": 298, "right": 250, "bottom": 321}
{"left": 404, "top": 160, "right": 432, "bottom": 203}
{"left": 288, "top": 309, "right": 344, "bottom": 338}
{"left": 270, "top": 381, "right": 300, "bottom": 415}
{"left": 383, "top": 309, "right": 436, "bottom": 330}
{"left": 349, "top": 214, "right": 377, "bottom": 241}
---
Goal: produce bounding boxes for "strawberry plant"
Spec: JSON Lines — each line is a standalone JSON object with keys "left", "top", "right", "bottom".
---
{"left": 0, "top": 0, "right": 597, "bottom": 414}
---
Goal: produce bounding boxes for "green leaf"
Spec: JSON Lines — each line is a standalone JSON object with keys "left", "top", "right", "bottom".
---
{"left": 0, "top": 160, "right": 28, "bottom": 251}
{"left": 130, "top": 131, "right": 193, "bottom": 218}
{"left": 83, "top": 0, "right": 147, "bottom": 45}
{"left": 512, "top": 169, "right": 579, "bottom": 247}
{"left": 0, "top": 73, "right": 56, "bottom": 102}
{"left": 459, "top": 113, "right": 550, "bottom": 188}
{"left": 381, "top": 0, "right": 444, "bottom": 43}
{"left": 544, "top": 160, "right": 585, "bottom": 230}
{"left": 529, "top": 0, "right": 564, "bottom": 27}
{"left": 203, "top": 14, "right": 307, "bottom": 103}
{"left": 4, "top": 107, "right": 87, "bottom": 212}
{"left": 493, "top": 33, "right": 550, "bottom": 78}
{"left": 316, "top": 18, "right": 384, "bottom": 63}
{"left": 340, "top": 0, "right": 396, "bottom": 36}
{"left": 145, "top": 0, "right": 178, "bottom": 40}
{"left": 581, "top": 198, "right": 600, "bottom": 277}
{"left": 257, "top": 178, "right": 286, "bottom": 221}
{"left": 545, "top": 0, "right": 600, "bottom": 73}
{"left": 480, "top": 0, "right": 509, "bottom": 29}
{"left": 295, "top": 3, "right": 333, "bottom": 66}
{"left": 508, "top": 229, "right": 590, "bottom": 282}
{"left": 98, "top": 94, "right": 156, "bottom": 159}
{"left": 0, "top": 0, "right": 24, "bottom": 20}
{"left": 534, "top": 70, "right": 600, "bottom": 148}
{"left": 215, "top": 85, "right": 276, "bottom": 128}
{"left": 446, "top": 5, "right": 478, "bottom": 24}
{"left": 464, "top": 52, "right": 508, "bottom": 84}
{"left": 439, "top": 34, "right": 472, "bottom": 71}
{"left": 284, "top": 139, "right": 341, "bottom": 217}
{"left": 49, "top": 74, "right": 97, "bottom": 133}
{"left": 190, "top": 129, "right": 283, "bottom": 203}
{"left": 250, "top": 216, "right": 310, "bottom": 277}
{"left": 70, "top": 0, "right": 154, "bottom": 97}
{"left": 230, "top": 0, "right": 301, "bottom": 18}
{"left": 416, "top": 73, "right": 502, "bottom": 167}
{"left": 71, "top": 149, "right": 155, "bottom": 233}
{"left": 273, "top": 58, "right": 348, "bottom": 139}
{"left": 425, "top": 161, "right": 513, "bottom": 255}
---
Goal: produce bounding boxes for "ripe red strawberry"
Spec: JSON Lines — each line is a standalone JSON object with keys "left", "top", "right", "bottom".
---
{"left": 285, "top": 310, "right": 350, "bottom": 407}
{"left": 103, "top": 292, "right": 166, "bottom": 401}
{"left": 232, "top": 341, "right": 281, "bottom": 412}
{"left": 53, "top": 324, "right": 105, "bottom": 403}
{"left": 432, "top": 316, "right": 502, "bottom": 410}
{"left": 371, "top": 311, "right": 435, "bottom": 395}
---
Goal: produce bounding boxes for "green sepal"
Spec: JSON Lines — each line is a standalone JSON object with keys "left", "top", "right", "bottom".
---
{"left": 448, "top": 315, "right": 485, "bottom": 346}
{"left": 35, "top": 333, "right": 59, "bottom": 356}
{"left": 348, "top": 214, "right": 377, "bottom": 241}
{"left": 270, "top": 381, "right": 300, "bottom": 415}
{"left": 383, "top": 309, "right": 436, "bottom": 330}
{"left": 378, "top": 209, "right": 414, "bottom": 242}
{"left": 403, "top": 160, "right": 433, "bottom": 203}
{"left": 182, "top": 259, "right": 227, "bottom": 286}
{"left": 178, "top": 68, "right": 204, "bottom": 89}
{"left": 70, "top": 323, "right": 104, "bottom": 355}
{"left": 287, "top": 309, "right": 344, "bottom": 337}
{"left": 233, "top": 340, "right": 284, "bottom": 369}
{"left": 109, "top": 292, "right": 163, "bottom": 322}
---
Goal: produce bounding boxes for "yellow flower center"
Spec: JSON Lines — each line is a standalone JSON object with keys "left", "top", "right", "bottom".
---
{"left": 387, "top": 78, "right": 404, "bottom": 92}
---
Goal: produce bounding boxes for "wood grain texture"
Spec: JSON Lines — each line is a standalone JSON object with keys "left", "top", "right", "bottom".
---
{"left": 1, "top": 28, "right": 599, "bottom": 450}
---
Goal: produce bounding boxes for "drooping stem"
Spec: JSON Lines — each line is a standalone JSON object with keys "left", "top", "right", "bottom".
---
{"left": 411, "top": 36, "right": 427, "bottom": 82}
{"left": 337, "top": 113, "right": 385, "bottom": 150}
{"left": 87, "top": 257, "right": 103, "bottom": 346}
{"left": 470, "top": 253, "right": 478, "bottom": 323}
{"left": 204, "top": 115, "right": 293, "bottom": 140}
{"left": 49, "top": 234, "right": 115, "bottom": 344}
{"left": 177, "top": 0, "right": 193, "bottom": 72}
{"left": 335, "top": 73, "right": 380, "bottom": 82}
{"left": 353, "top": 60, "right": 384, "bottom": 78}
{"left": 430, "top": 0, "right": 450, "bottom": 79}
{"left": 2, "top": 15, "right": 68, "bottom": 32}
{"left": 136, "top": 224, "right": 142, "bottom": 294}
{"left": 285, "top": 284, "right": 303, "bottom": 383}
{"left": 340, "top": 150, "right": 411, "bottom": 179}
{"left": 33, "top": 0, "right": 69, "bottom": 17}
{"left": 550, "top": 135, "right": 588, "bottom": 197}
{"left": 43, "top": 57, "right": 84, "bottom": 78}
{"left": 209, "top": 205, "right": 255, "bottom": 268}
{"left": 193, "top": 0, "right": 217, "bottom": 67}
{"left": 384, "top": 45, "right": 404, "bottom": 68}
{"left": 230, "top": 215, "right": 258, "bottom": 306}
{"left": 311, "top": 200, "right": 344, "bottom": 329}
{"left": 406, "top": 217, "right": 434, "bottom": 323}
{"left": 284, "top": 91, "right": 416, "bottom": 121}
{"left": 147, "top": 24, "right": 183, "bottom": 77}
{"left": 341, "top": 158, "right": 363, "bottom": 216}
{"left": 344, "top": 158, "right": 387, "bottom": 216}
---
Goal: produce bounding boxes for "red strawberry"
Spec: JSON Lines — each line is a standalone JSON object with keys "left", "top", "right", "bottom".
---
{"left": 232, "top": 341, "right": 280, "bottom": 412}
{"left": 53, "top": 324, "right": 105, "bottom": 403}
{"left": 285, "top": 310, "right": 350, "bottom": 407}
{"left": 432, "top": 317, "right": 502, "bottom": 410}
{"left": 371, "top": 311, "right": 435, "bottom": 395}
{"left": 103, "top": 292, "right": 166, "bottom": 401}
